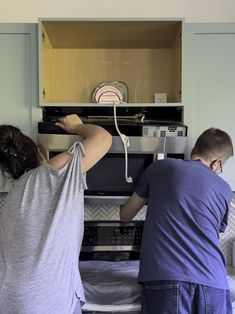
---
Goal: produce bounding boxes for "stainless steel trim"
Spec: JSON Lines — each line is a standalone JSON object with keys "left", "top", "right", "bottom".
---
{"left": 38, "top": 134, "right": 81, "bottom": 159}
{"left": 81, "top": 245, "right": 140, "bottom": 252}
{"left": 84, "top": 221, "right": 143, "bottom": 227}
{"left": 38, "top": 133, "right": 187, "bottom": 157}
{"left": 84, "top": 195, "right": 130, "bottom": 205}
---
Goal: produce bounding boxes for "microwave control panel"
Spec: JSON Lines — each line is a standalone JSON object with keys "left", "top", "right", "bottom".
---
{"left": 142, "top": 125, "right": 187, "bottom": 137}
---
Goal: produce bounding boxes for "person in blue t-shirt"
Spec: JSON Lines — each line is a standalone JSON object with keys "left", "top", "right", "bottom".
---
{"left": 120, "top": 127, "right": 234, "bottom": 314}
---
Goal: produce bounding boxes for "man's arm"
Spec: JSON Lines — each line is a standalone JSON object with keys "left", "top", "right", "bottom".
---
{"left": 120, "top": 192, "right": 147, "bottom": 222}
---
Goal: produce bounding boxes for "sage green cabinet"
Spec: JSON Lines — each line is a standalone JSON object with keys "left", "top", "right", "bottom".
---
{"left": 183, "top": 23, "right": 235, "bottom": 190}
{"left": 0, "top": 24, "right": 40, "bottom": 192}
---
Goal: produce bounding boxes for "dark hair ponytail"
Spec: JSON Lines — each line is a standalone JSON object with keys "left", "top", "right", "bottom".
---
{"left": 0, "top": 125, "right": 39, "bottom": 179}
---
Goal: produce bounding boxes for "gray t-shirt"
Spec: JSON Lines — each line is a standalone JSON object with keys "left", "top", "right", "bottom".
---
{"left": 0, "top": 142, "right": 87, "bottom": 314}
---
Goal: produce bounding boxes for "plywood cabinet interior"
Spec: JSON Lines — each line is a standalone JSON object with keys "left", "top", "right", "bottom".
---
{"left": 39, "top": 19, "right": 182, "bottom": 106}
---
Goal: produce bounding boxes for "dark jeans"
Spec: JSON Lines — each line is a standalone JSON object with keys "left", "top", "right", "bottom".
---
{"left": 141, "top": 281, "right": 232, "bottom": 314}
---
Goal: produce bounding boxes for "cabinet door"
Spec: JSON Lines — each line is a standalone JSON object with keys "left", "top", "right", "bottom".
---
{"left": 0, "top": 24, "right": 40, "bottom": 192}
{"left": 183, "top": 23, "right": 235, "bottom": 190}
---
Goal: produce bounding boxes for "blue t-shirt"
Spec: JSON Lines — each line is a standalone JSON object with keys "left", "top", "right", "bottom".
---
{"left": 135, "top": 158, "right": 232, "bottom": 289}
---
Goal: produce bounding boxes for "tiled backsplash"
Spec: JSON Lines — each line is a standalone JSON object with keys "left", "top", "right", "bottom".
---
{"left": 0, "top": 192, "right": 235, "bottom": 265}
{"left": 84, "top": 203, "right": 146, "bottom": 221}
{"left": 220, "top": 194, "right": 235, "bottom": 265}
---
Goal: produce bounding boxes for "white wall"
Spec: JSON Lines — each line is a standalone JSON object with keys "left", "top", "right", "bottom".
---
{"left": 1, "top": 0, "right": 235, "bottom": 23}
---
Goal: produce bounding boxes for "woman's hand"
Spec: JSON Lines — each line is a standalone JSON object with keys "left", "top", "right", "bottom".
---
{"left": 54, "top": 113, "right": 112, "bottom": 172}
{"left": 55, "top": 114, "right": 83, "bottom": 134}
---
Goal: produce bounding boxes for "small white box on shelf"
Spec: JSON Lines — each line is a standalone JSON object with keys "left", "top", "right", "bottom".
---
{"left": 157, "top": 153, "right": 165, "bottom": 160}
{"left": 154, "top": 93, "right": 167, "bottom": 103}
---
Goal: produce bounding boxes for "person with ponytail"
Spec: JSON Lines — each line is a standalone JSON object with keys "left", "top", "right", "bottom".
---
{"left": 0, "top": 115, "right": 112, "bottom": 314}
{"left": 0, "top": 125, "right": 39, "bottom": 179}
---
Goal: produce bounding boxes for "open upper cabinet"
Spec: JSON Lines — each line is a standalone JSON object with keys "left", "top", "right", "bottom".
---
{"left": 38, "top": 19, "right": 182, "bottom": 106}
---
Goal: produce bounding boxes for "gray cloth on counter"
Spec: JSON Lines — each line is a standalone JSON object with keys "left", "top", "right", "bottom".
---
{"left": 0, "top": 142, "right": 87, "bottom": 314}
{"left": 80, "top": 261, "right": 235, "bottom": 313}
{"left": 80, "top": 260, "right": 141, "bottom": 312}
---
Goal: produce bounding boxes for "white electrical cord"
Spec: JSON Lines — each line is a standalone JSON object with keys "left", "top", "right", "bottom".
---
{"left": 113, "top": 101, "right": 133, "bottom": 183}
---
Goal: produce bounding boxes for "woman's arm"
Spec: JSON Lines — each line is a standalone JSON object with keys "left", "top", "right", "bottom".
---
{"left": 47, "top": 114, "right": 112, "bottom": 172}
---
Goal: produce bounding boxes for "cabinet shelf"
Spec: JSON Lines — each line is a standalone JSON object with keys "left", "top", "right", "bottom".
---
{"left": 41, "top": 102, "right": 183, "bottom": 108}
{"left": 39, "top": 19, "right": 182, "bottom": 106}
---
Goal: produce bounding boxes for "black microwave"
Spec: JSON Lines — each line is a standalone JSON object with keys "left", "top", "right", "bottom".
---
{"left": 39, "top": 134, "right": 187, "bottom": 204}
{"left": 85, "top": 152, "right": 154, "bottom": 203}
